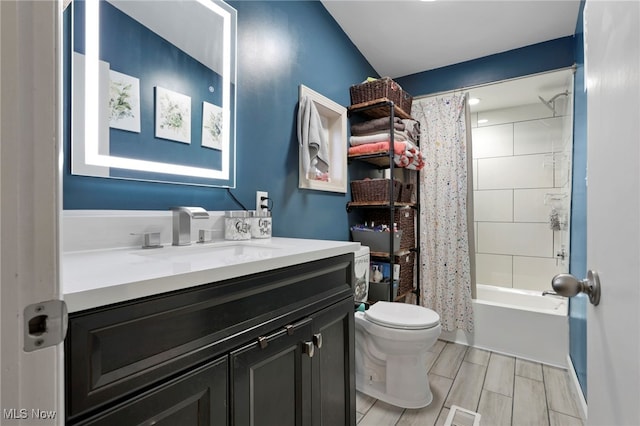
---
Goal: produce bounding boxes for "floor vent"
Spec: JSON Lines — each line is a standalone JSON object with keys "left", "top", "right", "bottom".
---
{"left": 444, "top": 405, "right": 481, "bottom": 426}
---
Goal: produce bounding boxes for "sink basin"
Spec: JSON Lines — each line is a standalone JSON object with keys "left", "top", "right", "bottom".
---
{"left": 130, "top": 241, "right": 285, "bottom": 263}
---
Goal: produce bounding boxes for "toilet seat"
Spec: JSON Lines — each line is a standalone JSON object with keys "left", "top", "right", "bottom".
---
{"left": 364, "top": 301, "right": 440, "bottom": 330}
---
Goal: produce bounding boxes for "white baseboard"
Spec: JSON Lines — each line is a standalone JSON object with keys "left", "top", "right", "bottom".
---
{"left": 566, "top": 354, "right": 588, "bottom": 420}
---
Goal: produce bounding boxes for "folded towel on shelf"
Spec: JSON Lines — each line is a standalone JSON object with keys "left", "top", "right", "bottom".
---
{"left": 401, "top": 119, "right": 420, "bottom": 141}
{"left": 348, "top": 140, "right": 424, "bottom": 170}
{"left": 351, "top": 116, "right": 404, "bottom": 135}
{"left": 349, "top": 131, "right": 413, "bottom": 146}
{"left": 297, "top": 95, "right": 330, "bottom": 176}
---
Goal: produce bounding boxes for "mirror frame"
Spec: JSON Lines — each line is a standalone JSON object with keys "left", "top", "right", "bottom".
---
{"left": 71, "top": 0, "right": 237, "bottom": 187}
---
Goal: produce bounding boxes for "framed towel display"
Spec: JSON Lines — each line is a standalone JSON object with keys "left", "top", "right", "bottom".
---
{"left": 297, "top": 84, "right": 347, "bottom": 193}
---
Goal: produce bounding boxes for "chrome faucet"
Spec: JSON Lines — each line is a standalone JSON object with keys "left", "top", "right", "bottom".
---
{"left": 171, "top": 207, "right": 210, "bottom": 246}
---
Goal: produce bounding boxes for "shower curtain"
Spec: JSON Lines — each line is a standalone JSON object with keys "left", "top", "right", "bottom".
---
{"left": 413, "top": 93, "right": 475, "bottom": 333}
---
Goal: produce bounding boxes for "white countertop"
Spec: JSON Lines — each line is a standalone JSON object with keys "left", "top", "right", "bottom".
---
{"left": 63, "top": 237, "right": 361, "bottom": 313}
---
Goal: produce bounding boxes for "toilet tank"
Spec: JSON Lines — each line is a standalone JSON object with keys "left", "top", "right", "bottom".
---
{"left": 354, "top": 246, "right": 370, "bottom": 302}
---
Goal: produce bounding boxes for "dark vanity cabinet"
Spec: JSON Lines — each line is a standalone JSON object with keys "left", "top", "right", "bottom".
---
{"left": 65, "top": 254, "right": 356, "bottom": 426}
{"left": 231, "top": 298, "right": 354, "bottom": 426}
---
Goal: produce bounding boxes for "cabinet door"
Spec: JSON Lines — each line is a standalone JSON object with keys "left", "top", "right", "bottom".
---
{"left": 74, "top": 356, "right": 228, "bottom": 426}
{"left": 311, "top": 298, "right": 356, "bottom": 426}
{"left": 230, "top": 319, "right": 313, "bottom": 426}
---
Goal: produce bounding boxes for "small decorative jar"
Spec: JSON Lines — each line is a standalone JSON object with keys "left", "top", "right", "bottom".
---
{"left": 224, "top": 211, "right": 251, "bottom": 240}
{"left": 251, "top": 210, "right": 272, "bottom": 239}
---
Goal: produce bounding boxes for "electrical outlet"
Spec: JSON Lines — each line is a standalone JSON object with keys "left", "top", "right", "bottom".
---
{"left": 256, "top": 191, "right": 268, "bottom": 212}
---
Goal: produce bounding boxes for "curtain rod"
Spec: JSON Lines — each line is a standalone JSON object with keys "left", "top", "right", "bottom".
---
{"left": 411, "top": 65, "right": 577, "bottom": 101}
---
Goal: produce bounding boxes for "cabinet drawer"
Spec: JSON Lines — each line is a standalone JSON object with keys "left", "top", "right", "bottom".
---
{"left": 66, "top": 254, "right": 353, "bottom": 421}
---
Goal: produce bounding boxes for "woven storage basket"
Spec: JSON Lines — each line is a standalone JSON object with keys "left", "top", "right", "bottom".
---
{"left": 350, "top": 77, "right": 413, "bottom": 113}
{"left": 364, "top": 208, "right": 415, "bottom": 250}
{"left": 395, "top": 252, "right": 415, "bottom": 297}
{"left": 399, "top": 183, "right": 415, "bottom": 203}
{"left": 351, "top": 179, "right": 402, "bottom": 203}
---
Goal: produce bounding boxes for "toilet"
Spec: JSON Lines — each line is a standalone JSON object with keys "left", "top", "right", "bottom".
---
{"left": 355, "top": 301, "right": 441, "bottom": 409}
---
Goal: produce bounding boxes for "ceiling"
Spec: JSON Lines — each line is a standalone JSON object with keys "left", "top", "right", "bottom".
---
{"left": 321, "top": 0, "right": 581, "bottom": 79}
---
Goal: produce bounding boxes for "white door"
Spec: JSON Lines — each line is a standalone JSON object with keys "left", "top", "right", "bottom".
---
{"left": 584, "top": 1, "right": 640, "bottom": 424}
{"left": 0, "top": 1, "right": 63, "bottom": 425}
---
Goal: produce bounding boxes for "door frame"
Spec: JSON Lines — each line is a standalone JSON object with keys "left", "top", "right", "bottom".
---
{"left": 0, "top": 1, "right": 63, "bottom": 424}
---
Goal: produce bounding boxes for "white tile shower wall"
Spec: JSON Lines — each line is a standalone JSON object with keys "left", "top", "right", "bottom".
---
{"left": 476, "top": 253, "right": 513, "bottom": 287}
{"left": 513, "top": 117, "right": 564, "bottom": 155}
{"left": 513, "top": 256, "right": 563, "bottom": 291}
{"left": 474, "top": 190, "right": 513, "bottom": 222}
{"left": 513, "top": 189, "right": 555, "bottom": 222}
{"left": 472, "top": 103, "right": 569, "bottom": 292}
{"left": 477, "top": 222, "right": 553, "bottom": 257}
{"left": 477, "top": 154, "right": 554, "bottom": 190}
{"left": 472, "top": 124, "right": 513, "bottom": 158}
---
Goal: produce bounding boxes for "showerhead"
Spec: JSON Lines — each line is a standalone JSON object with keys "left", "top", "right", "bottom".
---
{"left": 538, "top": 91, "right": 570, "bottom": 115}
{"left": 538, "top": 95, "right": 554, "bottom": 112}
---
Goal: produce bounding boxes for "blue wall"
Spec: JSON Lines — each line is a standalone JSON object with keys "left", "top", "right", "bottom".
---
{"left": 569, "top": 0, "right": 588, "bottom": 399}
{"left": 396, "top": 37, "right": 575, "bottom": 96}
{"left": 64, "top": 1, "right": 376, "bottom": 241}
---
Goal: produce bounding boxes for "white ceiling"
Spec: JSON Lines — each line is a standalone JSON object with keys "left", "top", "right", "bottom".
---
{"left": 321, "top": 0, "right": 581, "bottom": 79}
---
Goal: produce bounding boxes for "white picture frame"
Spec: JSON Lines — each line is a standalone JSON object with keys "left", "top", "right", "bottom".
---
{"left": 155, "top": 86, "right": 191, "bottom": 144}
{"left": 297, "top": 84, "right": 347, "bottom": 193}
{"left": 108, "top": 70, "right": 141, "bottom": 133}
{"left": 202, "top": 101, "right": 223, "bottom": 150}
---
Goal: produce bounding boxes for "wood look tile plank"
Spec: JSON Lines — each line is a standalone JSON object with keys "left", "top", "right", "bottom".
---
{"left": 513, "top": 376, "right": 549, "bottom": 426}
{"left": 484, "top": 353, "right": 515, "bottom": 397}
{"left": 444, "top": 361, "right": 486, "bottom": 411}
{"left": 425, "top": 350, "right": 440, "bottom": 372}
{"left": 397, "top": 374, "right": 453, "bottom": 426}
{"left": 435, "top": 408, "right": 449, "bottom": 426}
{"left": 477, "top": 390, "right": 512, "bottom": 426}
{"left": 430, "top": 342, "right": 468, "bottom": 379}
{"left": 356, "top": 391, "right": 376, "bottom": 415}
{"left": 543, "top": 365, "right": 583, "bottom": 419}
{"left": 430, "top": 339, "right": 446, "bottom": 354}
{"left": 516, "top": 358, "right": 544, "bottom": 381}
{"left": 358, "top": 400, "right": 404, "bottom": 426}
{"left": 465, "top": 347, "right": 491, "bottom": 366}
{"left": 549, "top": 410, "right": 584, "bottom": 426}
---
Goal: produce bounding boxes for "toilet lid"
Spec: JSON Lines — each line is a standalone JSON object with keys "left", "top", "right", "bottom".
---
{"left": 364, "top": 301, "right": 440, "bottom": 330}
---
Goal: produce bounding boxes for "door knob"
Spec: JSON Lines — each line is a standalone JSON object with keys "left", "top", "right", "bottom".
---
{"left": 551, "top": 270, "right": 601, "bottom": 305}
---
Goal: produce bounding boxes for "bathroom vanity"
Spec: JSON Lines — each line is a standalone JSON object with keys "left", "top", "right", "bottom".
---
{"left": 63, "top": 238, "right": 359, "bottom": 425}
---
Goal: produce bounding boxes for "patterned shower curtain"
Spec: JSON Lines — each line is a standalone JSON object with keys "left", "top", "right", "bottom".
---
{"left": 413, "top": 93, "right": 475, "bottom": 333}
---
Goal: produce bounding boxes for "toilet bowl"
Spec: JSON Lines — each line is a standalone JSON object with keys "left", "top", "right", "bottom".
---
{"left": 355, "top": 301, "right": 441, "bottom": 409}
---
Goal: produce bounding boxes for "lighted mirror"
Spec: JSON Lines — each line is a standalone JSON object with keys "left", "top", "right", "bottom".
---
{"left": 71, "top": 0, "right": 236, "bottom": 187}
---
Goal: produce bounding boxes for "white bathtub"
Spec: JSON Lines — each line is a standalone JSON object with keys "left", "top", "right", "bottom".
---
{"left": 440, "top": 284, "right": 569, "bottom": 367}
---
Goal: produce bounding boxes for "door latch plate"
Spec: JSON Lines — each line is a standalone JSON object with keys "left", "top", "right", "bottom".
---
{"left": 23, "top": 299, "right": 68, "bottom": 352}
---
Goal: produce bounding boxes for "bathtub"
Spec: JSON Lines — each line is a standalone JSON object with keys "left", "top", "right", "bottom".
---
{"left": 440, "top": 284, "right": 569, "bottom": 367}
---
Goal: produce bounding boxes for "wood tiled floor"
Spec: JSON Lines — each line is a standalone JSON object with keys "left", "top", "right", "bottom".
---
{"left": 356, "top": 340, "right": 584, "bottom": 426}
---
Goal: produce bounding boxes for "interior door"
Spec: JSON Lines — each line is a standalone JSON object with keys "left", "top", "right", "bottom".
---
{"left": 584, "top": 1, "right": 640, "bottom": 424}
{"left": 0, "top": 0, "right": 62, "bottom": 424}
